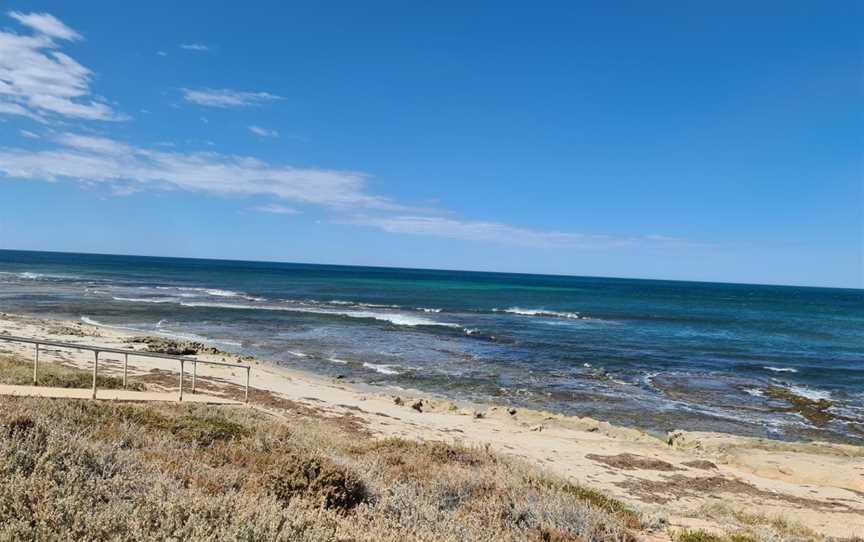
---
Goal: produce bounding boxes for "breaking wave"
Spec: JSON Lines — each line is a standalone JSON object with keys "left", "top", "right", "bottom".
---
{"left": 494, "top": 307, "right": 584, "bottom": 320}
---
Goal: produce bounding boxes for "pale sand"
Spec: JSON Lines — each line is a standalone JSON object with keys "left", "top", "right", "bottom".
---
{"left": 0, "top": 311, "right": 862, "bottom": 538}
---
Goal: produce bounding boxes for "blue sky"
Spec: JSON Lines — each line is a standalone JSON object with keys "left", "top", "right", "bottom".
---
{"left": 0, "top": 1, "right": 860, "bottom": 288}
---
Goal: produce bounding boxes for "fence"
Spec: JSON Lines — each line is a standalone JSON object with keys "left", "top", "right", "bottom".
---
{"left": 0, "top": 334, "right": 251, "bottom": 403}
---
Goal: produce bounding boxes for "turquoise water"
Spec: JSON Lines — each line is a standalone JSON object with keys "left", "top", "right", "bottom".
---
{"left": 1, "top": 249, "right": 862, "bottom": 442}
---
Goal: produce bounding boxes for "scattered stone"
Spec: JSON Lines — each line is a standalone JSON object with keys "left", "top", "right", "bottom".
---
{"left": 393, "top": 396, "right": 404, "bottom": 406}
{"left": 507, "top": 407, "right": 517, "bottom": 416}
{"left": 411, "top": 400, "right": 424, "bottom": 413}
{"left": 530, "top": 424, "right": 543, "bottom": 432}
{"left": 473, "top": 410, "right": 485, "bottom": 419}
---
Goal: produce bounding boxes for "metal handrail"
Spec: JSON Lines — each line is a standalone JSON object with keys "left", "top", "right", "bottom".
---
{"left": 0, "top": 334, "right": 251, "bottom": 403}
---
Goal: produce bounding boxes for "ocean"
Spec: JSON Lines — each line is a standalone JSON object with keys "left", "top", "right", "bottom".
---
{"left": 1, "top": 249, "right": 862, "bottom": 443}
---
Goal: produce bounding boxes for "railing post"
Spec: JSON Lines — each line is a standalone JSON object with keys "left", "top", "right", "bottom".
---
{"left": 192, "top": 360, "right": 197, "bottom": 395}
{"left": 92, "top": 351, "right": 99, "bottom": 399}
{"left": 179, "top": 359, "right": 184, "bottom": 401}
{"left": 33, "top": 343, "right": 39, "bottom": 385}
{"left": 245, "top": 366, "right": 250, "bottom": 404}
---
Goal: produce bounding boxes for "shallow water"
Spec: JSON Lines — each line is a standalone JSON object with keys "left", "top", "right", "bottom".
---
{"left": 1, "top": 249, "right": 862, "bottom": 443}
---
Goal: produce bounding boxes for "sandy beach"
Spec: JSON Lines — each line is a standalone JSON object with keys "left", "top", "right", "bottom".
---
{"left": 0, "top": 311, "right": 861, "bottom": 539}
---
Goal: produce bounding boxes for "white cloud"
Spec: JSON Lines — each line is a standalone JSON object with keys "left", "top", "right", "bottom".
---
{"left": 9, "top": 12, "right": 81, "bottom": 41}
{"left": 348, "top": 215, "right": 693, "bottom": 249}
{"left": 19, "top": 129, "right": 40, "bottom": 139}
{"left": 0, "top": 132, "right": 394, "bottom": 209}
{"left": 0, "top": 12, "right": 126, "bottom": 121}
{"left": 180, "top": 43, "right": 209, "bottom": 51}
{"left": 252, "top": 203, "right": 299, "bottom": 215}
{"left": 182, "top": 88, "right": 282, "bottom": 108}
{"left": 249, "top": 125, "right": 278, "bottom": 137}
{"left": 156, "top": 50, "right": 167, "bottom": 57}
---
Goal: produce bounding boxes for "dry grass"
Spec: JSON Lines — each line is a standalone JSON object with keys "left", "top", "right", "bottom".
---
{"left": 0, "top": 353, "right": 146, "bottom": 391}
{"left": 0, "top": 392, "right": 642, "bottom": 542}
{"left": 673, "top": 504, "right": 864, "bottom": 542}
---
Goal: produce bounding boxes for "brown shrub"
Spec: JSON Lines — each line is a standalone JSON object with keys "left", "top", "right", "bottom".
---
{"left": 263, "top": 452, "right": 366, "bottom": 512}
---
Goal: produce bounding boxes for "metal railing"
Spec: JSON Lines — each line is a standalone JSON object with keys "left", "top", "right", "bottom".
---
{"left": 0, "top": 334, "right": 251, "bottom": 403}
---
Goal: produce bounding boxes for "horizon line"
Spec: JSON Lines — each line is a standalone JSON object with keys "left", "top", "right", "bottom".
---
{"left": 0, "top": 247, "right": 859, "bottom": 292}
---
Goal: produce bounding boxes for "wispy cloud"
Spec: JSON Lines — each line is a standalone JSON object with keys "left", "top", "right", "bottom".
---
{"left": 0, "top": 133, "right": 394, "bottom": 209}
{"left": 0, "top": 11, "right": 126, "bottom": 122}
{"left": 9, "top": 11, "right": 81, "bottom": 41}
{"left": 0, "top": 130, "right": 696, "bottom": 250}
{"left": 179, "top": 43, "right": 209, "bottom": 51}
{"left": 249, "top": 125, "right": 278, "bottom": 137}
{"left": 181, "top": 88, "right": 283, "bottom": 108}
{"left": 348, "top": 215, "right": 696, "bottom": 249}
{"left": 19, "top": 129, "right": 40, "bottom": 139}
{"left": 156, "top": 50, "right": 167, "bottom": 57}
{"left": 251, "top": 203, "right": 299, "bottom": 215}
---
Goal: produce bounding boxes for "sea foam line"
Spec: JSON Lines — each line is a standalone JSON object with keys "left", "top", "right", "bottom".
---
{"left": 494, "top": 307, "right": 584, "bottom": 320}
{"left": 178, "top": 300, "right": 462, "bottom": 329}
{"left": 362, "top": 362, "right": 400, "bottom": 375}
{"left": 113, "top": 296, "right": 177, "bottom": 304}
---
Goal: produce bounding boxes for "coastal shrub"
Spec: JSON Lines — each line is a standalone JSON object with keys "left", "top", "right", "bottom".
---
{"left": 0, "top": 395, "right": 639, "bottom": 542}
{"left": 264, "top": 452, "right": 366, "bottom": 511}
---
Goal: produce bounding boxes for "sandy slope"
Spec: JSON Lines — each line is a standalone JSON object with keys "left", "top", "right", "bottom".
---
{"left": 1, "top": 311, "right": 862, "bottom": 538}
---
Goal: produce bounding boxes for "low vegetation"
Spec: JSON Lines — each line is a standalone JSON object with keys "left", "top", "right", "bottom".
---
{"left": 0, "top": 391, "right": 640, "bottom": 541}
{"left": 2, "top": 353, "right": 861, "bottom": 542}
{"left": 0, "top": 354, "right": 145, "bottom": 391}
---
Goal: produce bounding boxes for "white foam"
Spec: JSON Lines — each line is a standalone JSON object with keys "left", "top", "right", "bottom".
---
{"left": 788, "top": 385, "right": 832, "bottom": 402}
{"left": 179, "top": 301, "right": 462, "bottom": 328}
{"left": 763, "top": 366, "right": 798, "bottom": 373}
{"left": 327, "top": 357, "right": 349, "bottom": 364}
{"left": 362, "top": 362, "right": 400, "bottom": 375}
{"left": 0, "top": 271, "right": 79, "bottom": 281}
{"left": 417, "top": 307, "right": 442, "bottom": 313}
{"left": 154, "top": 286, "right": 263, "bottom": 301}
{"left": 286, "top": 351, "right": 307, "bottom": 358}
{"left": 113, "top": 296, "right": 176, "bottom": 304}
{"left": 495, "top": 307, "right": 583, "bottom": 320}
{"left": 743, "top": 388, "right": 764, "bottom": 398}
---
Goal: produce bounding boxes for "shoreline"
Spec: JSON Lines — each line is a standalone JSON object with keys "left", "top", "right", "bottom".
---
{"left": 1, "top": 310, "right": 863, "bottom": 537}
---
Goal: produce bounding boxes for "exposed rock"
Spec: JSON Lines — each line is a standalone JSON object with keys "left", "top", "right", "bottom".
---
{"left": 411, "top": 400, "right": 424, "bottom": 413}
{"left": 123, "top": 336, "right": 227, "bottom": 357}
{"left": 47, "top": 322, "right": 101, "bottom": 338}
{"left": 393, "top": 396, "right": 404, "bottom": 406}
{"left": 764, "top": 386, "right": 835, "bottom": 426}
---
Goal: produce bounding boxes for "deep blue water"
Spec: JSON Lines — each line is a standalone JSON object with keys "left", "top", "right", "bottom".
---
{"left": 1, "top": 249, "right": 862, "bottom": 442}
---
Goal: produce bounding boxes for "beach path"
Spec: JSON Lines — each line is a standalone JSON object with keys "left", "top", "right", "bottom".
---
{"left": 0, "top": 383, "right": 241, "bottom": 404}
